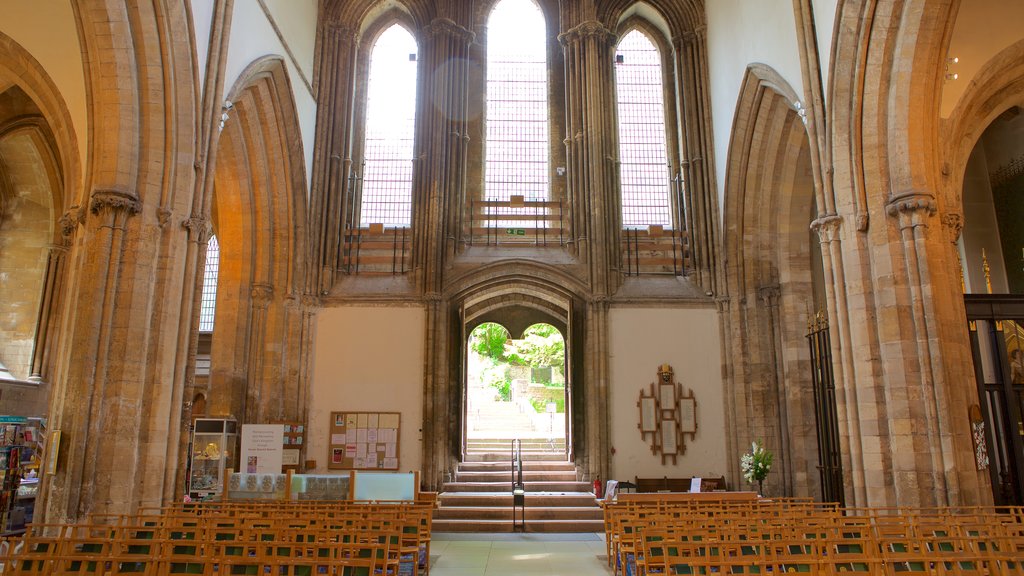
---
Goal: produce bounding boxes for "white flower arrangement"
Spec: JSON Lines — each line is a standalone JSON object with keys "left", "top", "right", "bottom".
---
{"left": 740, "top": 440, "right": 773, "bottom": 491}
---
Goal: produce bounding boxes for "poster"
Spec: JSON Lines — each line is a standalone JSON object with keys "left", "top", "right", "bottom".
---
{"left": 240, "top": 424, "right": 284, "bottom": 474}
{"left": 328, "top": 412, "right": 400, "bottom": 470}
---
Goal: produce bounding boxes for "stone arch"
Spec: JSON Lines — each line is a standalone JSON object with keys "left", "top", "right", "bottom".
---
{"left": 432, "top": 261, "right": 594, "bottom": 477}
{"left": 0, "top": 31, "right": 80, "bottom": 212}
{"left": 208, "top": 56, "right": 310, "bottom": 425}
{"left": 722, "top": 64, "right": 820, "bottom": 498}
{"left": 828, "top": 0, "right": 988, "bottom": 507}
{"left": 0, "top": 34, "right": 81, "bottom": 393}
{"left": 942, "top": 39, "right": 1024, "bottom": 210}
{"left": 0, "top": 117, "right": 61, "bottom": 385}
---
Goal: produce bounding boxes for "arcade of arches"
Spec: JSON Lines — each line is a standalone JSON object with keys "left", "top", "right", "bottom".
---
{"left": 1, "top": 0, "right": 1024, "bottom": 524}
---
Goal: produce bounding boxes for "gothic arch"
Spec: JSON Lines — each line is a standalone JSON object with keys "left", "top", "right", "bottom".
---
{"left": 942, "top": 38, "right": 1024, "bottom": 208}
{"left": 0, "top": 31, "right": 80, "bottom": 212}
{"left": 208, "top": 56, "right": 310, "bottom": 425}
{"left": 722, "top": 64, "right": 820, "bottom": 498}
{"left": 827, "top": 0, "right": 987, "bottom": 507}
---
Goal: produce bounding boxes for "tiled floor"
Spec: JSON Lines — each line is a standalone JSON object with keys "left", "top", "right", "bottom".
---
{"left": 429, "top": 532, "right": 612, "bottom": 575}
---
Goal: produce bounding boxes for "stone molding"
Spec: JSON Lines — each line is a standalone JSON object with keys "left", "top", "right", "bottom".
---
{"left": 326, "top": 22, "right": 354, "bottom": 42}
{"left": 427, "top": 18, "right": 475, "bottom": 44}
{"left": 886, "top": 193, "right": 937, "bottom": 230}
{"left": 251, "top": 283, "right": 274, "bottom": 308}
{"left": 89, "top": 189, "right": 141, "bottom": 220}
{"left": 941, "top": 212, "right": 963, "bottom": 243}
{"left": 59, "top": 206, "right": 85, "bottom": 243}
{"left": 558, "top": 21, "right": 616, "bottom": 46}
{"left": 810, "top": 213, "right": 842, "bottom": 243}
{"left": 757, "top": 284, "right": 781, "bottom": 306}
{"left": 183, "top": 215, "right": 214, "bottom": 245}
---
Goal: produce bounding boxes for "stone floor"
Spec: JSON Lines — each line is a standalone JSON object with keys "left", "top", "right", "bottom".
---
{"left": 430, "top": 532, "right": 611, "bottom": 575}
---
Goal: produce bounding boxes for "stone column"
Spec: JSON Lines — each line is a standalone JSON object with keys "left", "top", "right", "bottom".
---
{"left": 673, "top": 27, "right": 721, "bottom": 293}
{"left": 245, "top": 283, "right": 274, "bottom": 423}
{"left": 28, "top": 241, "right": 71, "bottom": 382}
{"left": 416, "top": 15, "right": 474, "bottom": 489}
{"left": 559, "top": 20, "right": 618, "bottom": 294}
{"left": 811, "top": 213, "right": 872, "bottom": 506}
{"left": 885, "top": 192, "right": 952, "bottom": 506}
{"left": 47, "top": 189, "right": 140, "bottom": 520}
{"left": 309, "top": 23, "right": 357, "bottom": 295}
{"left": 757, "top": 284, "right": 790, "bottom": 495}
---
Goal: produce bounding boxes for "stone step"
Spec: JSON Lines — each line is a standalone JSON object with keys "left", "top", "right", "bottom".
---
{"left": 463, "top": 451, "right": 568, "bottom": 462}
{"left": 465, "top": 442, "right": 566, "bottom": 451}
{"left": 434, "top": 506, "right": 603, "bottom": 521}
{"left": 456, "top": 470, "right": 577, "bottom": 482}
{"left": 431, "top": 518, "right": 605, "bottom": 533}
{"left": 442, "top": 481, "right": 591, "bottom": 492}
{"left": 438, "top": 491, "right": 599, "bottom": 508}
{"left": 465, "top": 437, "right": 566, "bottom": 445}
{"left": 457, "top": 461, "right": 576, "bottom": 473}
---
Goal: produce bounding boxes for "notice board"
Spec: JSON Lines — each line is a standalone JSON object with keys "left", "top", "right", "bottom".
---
{"left": 327, "top": 412, "right": 400, "bottom": 470}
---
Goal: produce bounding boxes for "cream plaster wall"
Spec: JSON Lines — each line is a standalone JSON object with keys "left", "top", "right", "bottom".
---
{"left": 608, "top": 307, "right": 728, "bottom": 483}
{"left": 0, "top": 1, "right": 86, "bottom": 191}
{"left": 811, "top": 0, "right": 838, "bottom": 96}
{"left": 191, "top": 0, "right": 216, "bottom": 94}
{"left": 262, "top": 0, "right": 318, "bottom": 84}
{"left": 309, "top": 306, "right": 425, "bottom": 475}
{"left": 706, "top": 0, "right": 804, "bottom": 219}
{"left": 225, "top": 1, "right": 317, "bottom": 182}
{"left": 942, "top": 0, "right": 1024, "bottom": 118}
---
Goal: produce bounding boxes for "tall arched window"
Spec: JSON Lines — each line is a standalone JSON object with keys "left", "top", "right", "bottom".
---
{"left": 485, "top": 0, "right": 549, "bottom": 204}
{"left": 199, "top": 235, "right": 219, "bottom": 332}
{"left": 361, "top": 24, "right": 418, "bottom": 227}
{"left": 614, "top": 29, "right": 672, "bottom": 229}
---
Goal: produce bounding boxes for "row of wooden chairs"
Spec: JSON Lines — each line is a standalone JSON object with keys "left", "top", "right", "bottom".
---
{"left": 0, "top": 500, "right": 436, "bottom": 576}
{"left": 604, "top": 499, "right": 1024, "bottom": 576}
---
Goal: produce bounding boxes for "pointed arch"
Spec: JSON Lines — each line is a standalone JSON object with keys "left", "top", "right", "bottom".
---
{"left": 209, "top": 55, "right": 310, "bottom": 424}
{"left": 722, "top": 64, "right": 821, "bottom": 499}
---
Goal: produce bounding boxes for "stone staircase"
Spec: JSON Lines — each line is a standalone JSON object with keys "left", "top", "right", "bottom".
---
{"left": 433, "top": 438, "right": 603, "bottom": 533}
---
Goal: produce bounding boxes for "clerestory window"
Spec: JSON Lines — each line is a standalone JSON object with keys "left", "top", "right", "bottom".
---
{"left": 485, "top": 0, "right": 549, "bottom": 205}
{"left": 614, "top": 29, "right": 672, "bottom": 230}
{"left": 360, "top": 24, "right": 418, "bottom": 228}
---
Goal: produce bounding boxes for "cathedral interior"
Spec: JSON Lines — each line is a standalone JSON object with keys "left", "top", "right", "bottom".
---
{"left": 1, "top": 0, "right": 1024, "bottom": 527}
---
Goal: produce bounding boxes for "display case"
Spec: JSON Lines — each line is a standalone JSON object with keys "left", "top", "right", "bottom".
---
{"left": 188, "top": 418, "right": 237, "bottom": 500}
{"left": 0, "top": 417, "right": 27, "bottom": 534}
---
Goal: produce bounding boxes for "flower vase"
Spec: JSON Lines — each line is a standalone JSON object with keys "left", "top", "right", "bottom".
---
{"left": 757, "top": 479, "right": 763, "bottom": 496}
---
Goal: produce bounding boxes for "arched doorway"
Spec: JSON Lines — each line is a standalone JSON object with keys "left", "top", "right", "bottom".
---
{"left": 465, "top": 322, "right": 567, "bottom": 451}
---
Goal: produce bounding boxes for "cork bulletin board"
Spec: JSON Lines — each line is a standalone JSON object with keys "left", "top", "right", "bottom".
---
{"left": 327, "top": 412, "right": 401, "bottom": 470}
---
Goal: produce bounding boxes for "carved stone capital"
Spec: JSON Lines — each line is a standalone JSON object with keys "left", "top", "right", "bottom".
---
{"left": 855, "top": 211, "right": 869, "bottom": 232}
{"left": 886, "top": 192, "right": 937, "bottom": 230}
{"left": 427, "top": 18, "right": 475, "bottom": 44}
{"left": 183, "top": 215, "right": 213, "bottom": 245}
{"left": 300, "top": 294, "right": 321, "bottom": 309}
{"left": 89, "top": 189, "right": 140, "bottom": 232}
{"left": 558, "top": 21, "right": 616, "bottom": 47}
{"left": 810, "top": 214, "right": 842, "bottom": 243}
{"left": 251, "top": 283, "right": 274, "bottom": 308}
{"left": 942, "top": 212, "right": 963, "bottom": 243}
{"left": 757, "top": 284, "right": 781, "bottom": 307}
{"left": 59, "top": 205, "right": 85, "bottom": 243}
{"left": 423, "top": 292, "right": 443, "bottom": 303}
{"left": 327, "top": 22, "right": 355, "bottom": 42}
{"left": 157, "top": 207, "right": 172, "bottom": 228}
{"left": 89, "top": 188, "right": 141, "bottom": 217}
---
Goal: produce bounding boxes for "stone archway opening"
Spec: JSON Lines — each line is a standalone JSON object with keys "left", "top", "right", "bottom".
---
{"left": 465, "top": 321, "right": 567, "bottom": 449}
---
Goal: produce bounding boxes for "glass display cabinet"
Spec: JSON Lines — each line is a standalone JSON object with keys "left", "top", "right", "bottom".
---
{"left": 188, "top": 418, "right": 237, "bottom": 500}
